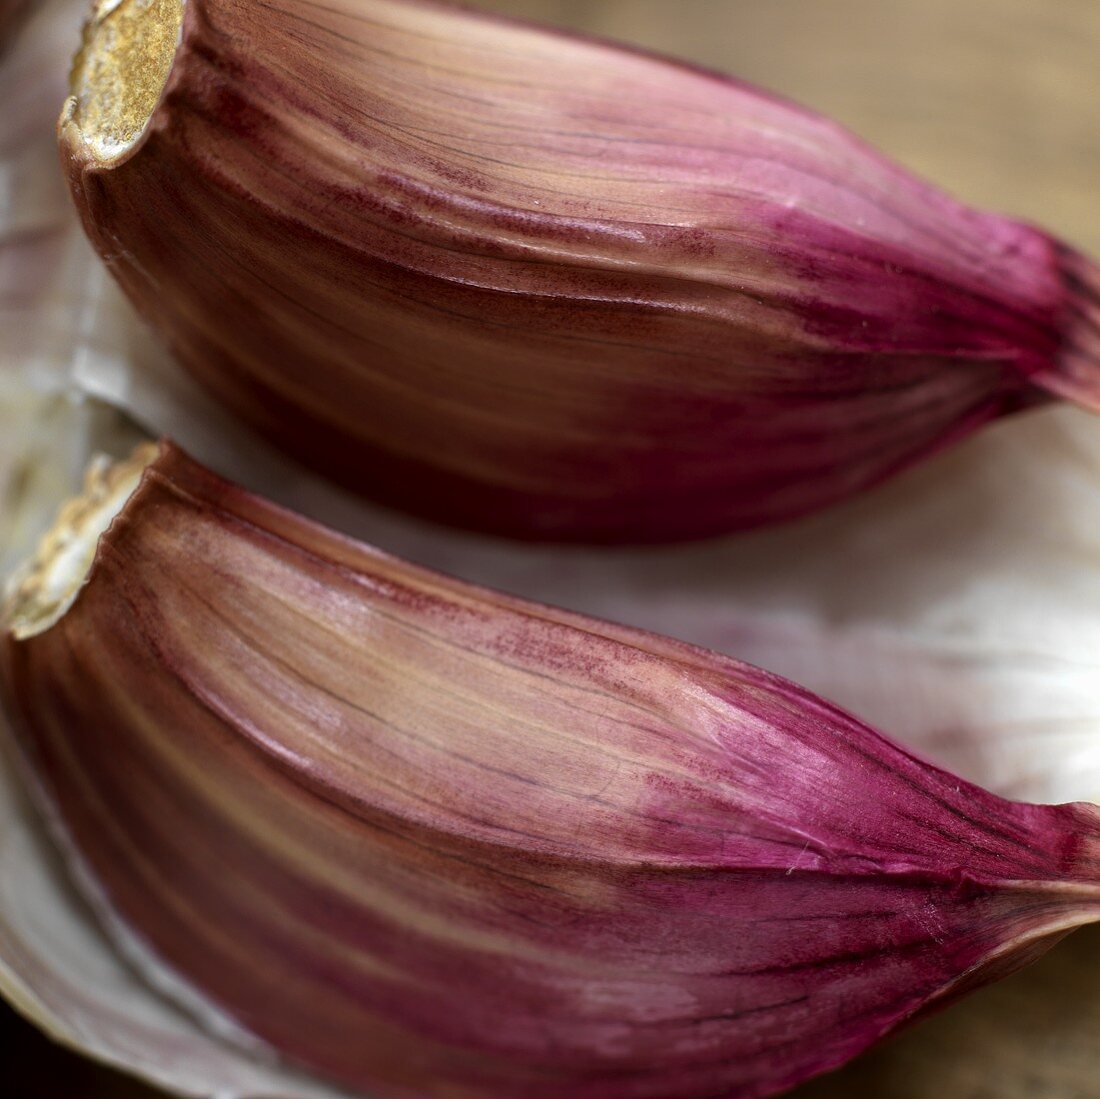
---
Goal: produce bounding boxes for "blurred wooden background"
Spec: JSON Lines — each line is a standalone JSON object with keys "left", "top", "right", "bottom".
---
{"left": 5, "top": 0, "right": 1100, "bottom": 1096}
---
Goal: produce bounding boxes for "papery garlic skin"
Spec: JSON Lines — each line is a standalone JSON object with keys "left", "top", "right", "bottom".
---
{"left": 3, "top": 442, "right": 1100, "bottom": 1099}
{"left": 59, "top": 0, "right": 1100, "bottom": 542}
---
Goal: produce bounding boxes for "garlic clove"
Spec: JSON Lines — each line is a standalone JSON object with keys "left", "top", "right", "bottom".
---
{"left": 59, "top": 0, "right": 1100, "bottom": 542}
{"left": 4, "top": 440, "right": 1100, "bottom": 1098}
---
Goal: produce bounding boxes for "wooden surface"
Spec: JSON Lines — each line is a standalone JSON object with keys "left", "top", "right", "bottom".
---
{"left": 6, "top": 0, "right": 1100, "bottom": 1096}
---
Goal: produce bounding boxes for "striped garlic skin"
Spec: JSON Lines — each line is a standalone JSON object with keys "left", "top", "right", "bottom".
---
{"left": 61, "top": 0, "right": 1100, "bottom": 543}
{"left": 3, "top": 444, "right": 1100, "bottom": 1098}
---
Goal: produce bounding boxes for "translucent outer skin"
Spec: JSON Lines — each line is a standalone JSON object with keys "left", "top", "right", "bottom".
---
{"left": 2, "top": 443, "right": 1100, "bottom": 1098}
{"left": 59, "top": 0, "right": 1100, "bottom": 543}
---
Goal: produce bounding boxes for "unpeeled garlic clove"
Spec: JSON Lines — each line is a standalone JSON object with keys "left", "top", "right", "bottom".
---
{"left": 59, "top": 0, "right": 1100, "bottom": 543}
{"left": 4, "top": 441, "right": 1100, "bottom": 1099}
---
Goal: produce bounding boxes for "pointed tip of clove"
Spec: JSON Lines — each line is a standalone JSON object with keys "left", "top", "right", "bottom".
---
{"left": 2, "top": 442, "right": 160, "bottom": 640}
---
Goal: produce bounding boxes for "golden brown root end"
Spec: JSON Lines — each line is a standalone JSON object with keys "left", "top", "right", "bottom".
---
{"left": 67, "top": 0, "right": 184, "bottom": 160}
{"left": 3, "top": 443, "right": 160, "bottom": 639}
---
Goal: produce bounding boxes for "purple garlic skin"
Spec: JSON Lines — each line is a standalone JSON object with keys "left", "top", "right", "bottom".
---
{"left": 59, "top": 0, "right": 1100, "bottom": 543}
{"left": 2, "top": 442, "right": 1099, "bottom": 1098}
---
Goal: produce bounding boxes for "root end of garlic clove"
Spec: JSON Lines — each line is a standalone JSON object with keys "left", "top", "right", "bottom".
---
{"left": 2, "top": 443, "right": 160, "bottom": 640}
{"left": 65, "top": 0, "right": 184, "bottom": 161}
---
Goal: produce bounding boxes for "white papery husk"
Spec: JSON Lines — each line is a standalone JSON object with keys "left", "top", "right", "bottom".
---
{"left": 2, "top": 0, "right": 1100, "bottom": 1097}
